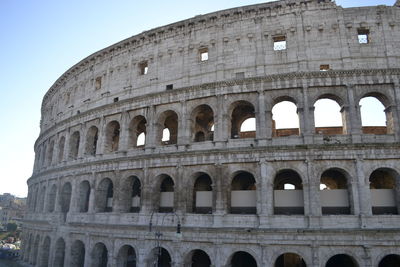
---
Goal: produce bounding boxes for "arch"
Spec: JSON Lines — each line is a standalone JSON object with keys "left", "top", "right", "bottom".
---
{"left": 148, "top": 247, "right": 171, "bottom": 267}
{"left": 230, "top": 100, "right": 256, "bottom": 139}
{"left": 96, "top": 178, "right": 114, "bottom": 212}
{"left": 38, "top": 185, "right": 46, "bottom": 212}
{"left": 191, "top": 104, "right": 215, "bottom": 142}
{"left": 70, "top": 240, "right": 85, "bottom": 267}
{"left": 230, "top": 171, "right": 257, "bottom": 214}
{"left": 369, "top": 168, "right": 399, "bottom": 215}
{"left": 325, "top": 254, "right": 358, "bottom": 267}
{"left": 69, "top": 131, "right": 80, "bottom": 160}
{"left": 272, "top": 100, "right": 300, "bottom": 137}
{"left": 184, "top": 249, "right": 211, "bottom": 267}
{"left": 378, "top": 254, "right": 400, "bottom": 267}
{"left": 229, "top": 251, "right": 257, "bottom": 267}
{"left": 39, "top": 236, "right": 50, "bottom": 267}
{"left": 85, "top": 126, "right": 99, "bottom": 156}
{"left": 53, "top": 237, "right": 66, "bottom": 267}
{"left": 32, "top": 234, "right": 40, "bottom": 265}
{"left": 105, "top": 120, "right": 120, "bottom": 153}
{"left": 159, "top": 175, "right": 175, "bottom": 212}
{"left": 117, "top": 245, "right": 137, "bottom": 267}
{"left": 359, "top": 94, "right": 392, "bottom": 134}
{"left": 58, "top": 136, "right": 65, "bottom": 163}
{"left": 78, "top": 180, "right": 91, "bottom": 212}
{"left": 60, "top": 182, "right": 72, "bottom": 213}
{"left": 129, "top": 115, "right": 147, "bottom": 147}
{"left": 320, "top": 168, "right": 351, "bottom": 215}
{"left": 47, "top": 184, "right": 57, "bottom": 212}
{"left": 314, "top": 96, "right": 344, "bottom": 135}
{"left": 46, "top": 140, "right": 54, "bottom": 165}
{"left": 193, "top": 173, "right": 213, "bottom": 214}
{"left": 157, "top": 110, "right": 178, "bottom": 145}
{"left": 275, "top": 252, "right": 307, "bottom": 267}
{"left": 120, "top": 176, "right": 142, "bottom": 213}
{"left": 91, "top": 242, "right": 108, "bottom": 267}
{"left": 274, "top": 170, "right": 304, "bottom": 215}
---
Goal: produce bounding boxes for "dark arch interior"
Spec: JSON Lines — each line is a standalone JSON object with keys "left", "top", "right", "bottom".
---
{"left": 326, "top": 254, "right": 357, "bottom": 267}
{"left": 231, "top": 251, "right": 257, "bottom": 267}
{"left": 193, "top": 174, "right": 213, "bottom": 214}
{"left": 379, "top": 254, "right": 400, "bottom": 267}
{"left": 275, "top": 253, "right": 306, "bottom": 267}
{"left": 369, "top": 169, "right": 398, "bottom": 215}
{"left": 320, "top": 169, "right": 350, "bottom": 215}
{"left": 151, "top": 247, "right": 171, "bottom": 267}
{"left": 231, "top": 101, "right": 256, "bottom": 139}
{"left": 191, "top": 249, "right": 211, "bottom": 267}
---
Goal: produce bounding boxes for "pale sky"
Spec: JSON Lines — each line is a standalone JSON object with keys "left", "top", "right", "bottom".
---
{"left": 0, "top": 0, "right": 394, "bottom": 197}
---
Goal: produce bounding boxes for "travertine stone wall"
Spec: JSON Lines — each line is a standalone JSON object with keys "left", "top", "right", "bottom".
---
{"left": 23, "top": 1, "right": 400, "bottom": 266}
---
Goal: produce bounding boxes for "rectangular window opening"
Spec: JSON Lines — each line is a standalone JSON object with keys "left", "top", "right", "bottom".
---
{"left": 166, "top": 84, "right": 173, "bottom": 90}
{"left": 95, "top": 77, "right": 102, "bottom": 90}
{"left": 273, "top": 36, "right": 287, "bottom": 51}
{"left": 199, "top": 48, "right": 209, "bottom": 61}
{"left": 358, "top": 28, "right": 369, "bottom": 44}
{"left": 113, "top": 97, "right": 119, "bottom": 103}
{"left": 139, "top": 61, "right": 148, "bottom": 75}
{"left": 320, "top": 64, "right": 330, "bottom": 71}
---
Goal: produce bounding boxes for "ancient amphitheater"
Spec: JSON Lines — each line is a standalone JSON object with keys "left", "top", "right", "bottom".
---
{"left": 22, "top": 0, "right": 400, "bottom": 266}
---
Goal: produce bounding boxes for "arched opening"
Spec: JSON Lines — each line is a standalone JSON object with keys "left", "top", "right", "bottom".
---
{"left": 325, "top": 254, "right": 358, "bottom": 267}
{"left": 230, "top": 172, "right": 257, "bottom": 214}
{"left": 53, "top": 238, "right": 66, "bottom": 267}
{"left": 105, "top": 121, "right": 120, "bottom": 153}
{"left": 359, "top": 95, "right": 391, "bottom": 134}
{"left": 378, "top": 254, "right": 400, "bottom": 267}
{"left": 230, "top": 101, "right": 256, "bottom": 139}
{"left": 39, "top": 186, "right": 46, "bottom": 212}
{"left": 185, "top": 249, "right": 211, "bottom": 267}
{"left": 149, "top": 247, "right": 171, "bottom": 267}
{"left": 370, "top": 168, "right": 398, "bottom": 215}
{"left": 230, "top": 251, "right": 257, "bottom": 267}
{"left": 32, "top": 235, "right": 40, "bottom": 265}
{"left": 158, "top": 110, "right": 178, "bottom": 145}
{"left": 46, "top": 140, "right": 54, "bottom": 165}
{"left": 191, "top": 104, "right": 214, "bottom": 142}
{"left": 274, "top": 170, "right": 304, "bottom": 215}
{"left": 117, "top": 245, "right": 136, "bottom": 267}
{"left": 193, "top": 173, "right": 213, "bottom": 214}
{"left": 159, "top": 176, "right": 174, "bottom": 212}
{"left": 120, "top": 176, "right": 141, "bottom": 213}
{"left": 78, "top": 181, "right": 90, "bottom": 213}
{"left": 314, "top": 97, "right": 344, "bottom": 135}
{"left": 70, "top": 240, "right": 85, "bottom": 267}
{"left": 58, "top": 136, "right": 65, "bottom": 163}
{"left": 85, "top": 126, "right": 99, "bottom": 156}
{"left": 47, "top": 184, "right": 57, "bottom": 212}
{"left": 39, "top": 236, "right": 50, "bottom": 267}
{"left": 272, "top": 100, "right": 300, "bottom": 137}
{"left": 320, "top": 169, "right": 351, "bottom": 215}
{"left": 275, "top": 253, "right": 306, "bottom": 267}
{"left": 129, "top": 116, "right": 147, "bottom": 147}
{"left": 96, "top": 178, "right": 114, "bottom": 212}
{"left": 91, "top": 242, "right": 108, "bottom": 267}
{"left": 60, "top": 182, "right": 72, "bottom": 213}
{"left": 69, "top": 131, "right": 80, "bottom": 160}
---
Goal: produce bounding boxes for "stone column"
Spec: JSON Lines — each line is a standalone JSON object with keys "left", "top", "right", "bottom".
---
{"left": 256, "top": 90, "right": 267, "bottom": 139}
{"left": 77, "top": 124, "right": 85, "bottom": 159}
{"left": 301, "top": 86, "right": 314, "bottom": 144}
{"left": 215, "top": 94, "right": 228, "bottom": 142}
{"left": 96, "top": 116, "right": 106, "bottom": 155}
{"left": 83, "top": 235, "right": 92, "bottom": 267}
{"left": 258, "top": 159, "right": 268, "bottom": 216}
{"left": 305, "top": 158, "right": 321, "bottom": 228}
{"left": 265, "top": 161, "right": 274, "bottom": 216}
{"left": 174, "top": 165, "right": 185, "bottom": 213}
{"left": 69, "top": 179, "right": 79, "bottom": 213}
{"left": 88, "top": 175, "right": 96, "bottom": 213}
{"left": 140, "top": 167, "right": 153, "bottom": 214}
{"left": 178, "top": 100, "right": 190, "bottom": 145}
{"left": 214, "top": 163, "right": 226, "bottom": 215}
{"left": 346, "top": 84, "right": 362, "bottom": 143}
{"left": 392, "top": 80, "right": 400, "bottom": 140}
{"left": 355, "top": 156, "right": 371, "bottom": 216}
{"left": 63, "top": 129, "right": 71, "bottom": 161}
{"left": 54, "top": 179, "right": 62, "bottom": 213}
{"left": 145, "top": 105, "right": 157, "bottom": 148}
{"left": 118, "top": 111, "right": 130, "bottom": 152}
{"left": 64, "top": 237, "right": 72, "bottom": 267}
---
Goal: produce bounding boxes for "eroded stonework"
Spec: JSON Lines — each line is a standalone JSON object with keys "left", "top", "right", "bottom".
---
{"left": 23, "top": 0, "right": 400, "bottom": 266}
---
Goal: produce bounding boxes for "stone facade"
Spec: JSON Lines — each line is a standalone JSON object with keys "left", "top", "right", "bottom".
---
{"left": 23, "top": 0, "right": 400, "bottom": 266}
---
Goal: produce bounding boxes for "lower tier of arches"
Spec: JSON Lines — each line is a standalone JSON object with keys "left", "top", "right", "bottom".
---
{"left": 21, "top": 226, "right": 400, "bottom": 267}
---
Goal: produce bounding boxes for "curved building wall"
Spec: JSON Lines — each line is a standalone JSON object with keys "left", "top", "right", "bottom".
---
{"left": 24, "top": 1, "right": 400, "bottom": 266}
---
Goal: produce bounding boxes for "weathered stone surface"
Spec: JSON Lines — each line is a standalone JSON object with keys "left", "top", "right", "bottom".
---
{"left": 23, "top": 1, "right": 400, "bottom": 266}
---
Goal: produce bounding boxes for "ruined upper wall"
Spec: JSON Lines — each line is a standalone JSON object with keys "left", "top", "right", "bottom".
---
{"left": 40, "top": 0, "right": 400, "bottom": 131}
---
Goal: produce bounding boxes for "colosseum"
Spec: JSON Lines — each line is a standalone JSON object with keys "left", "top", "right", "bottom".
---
{"left": 22, "top": 0, "right": 400, "bottom": 266}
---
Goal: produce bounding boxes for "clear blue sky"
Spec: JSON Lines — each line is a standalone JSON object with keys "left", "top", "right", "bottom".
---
{"left": 0, "top": 0, "right": 394, "bottom": 197}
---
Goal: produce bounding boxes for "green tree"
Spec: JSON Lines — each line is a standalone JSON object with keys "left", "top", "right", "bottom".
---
{"left": 6, "top": 222, "right": 17, "bottom": 232}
